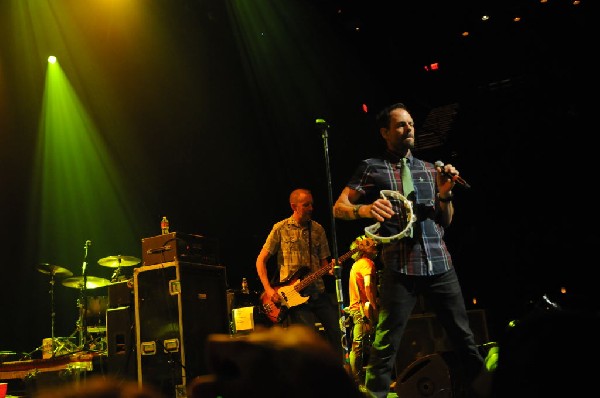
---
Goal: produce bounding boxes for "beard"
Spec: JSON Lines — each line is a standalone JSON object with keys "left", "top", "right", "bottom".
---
{"left": 390, "top": 137, "right": 414, "bottom": 153}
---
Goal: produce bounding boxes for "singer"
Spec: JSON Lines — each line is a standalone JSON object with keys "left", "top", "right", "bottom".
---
{"left": 333, "top": 102, "right": 489, "bottom": 397}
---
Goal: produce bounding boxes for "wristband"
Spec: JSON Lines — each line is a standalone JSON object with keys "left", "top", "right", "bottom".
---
{"left": 353, "top": 205, "right": 363, "bottom": 218}
{"left": 437, "top": 193, "right": 453, "bottom": 203}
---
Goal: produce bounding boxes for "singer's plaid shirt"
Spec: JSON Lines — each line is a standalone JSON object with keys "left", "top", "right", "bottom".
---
{"left": 345, "top": 150, "right": 453, "bottom": 276}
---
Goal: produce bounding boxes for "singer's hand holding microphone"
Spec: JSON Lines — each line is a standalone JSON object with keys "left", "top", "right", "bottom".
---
{"left": 434, "top": 161, "right": 471, "bottom": 189}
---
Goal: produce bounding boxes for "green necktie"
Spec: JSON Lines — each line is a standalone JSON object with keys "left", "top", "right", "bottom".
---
{"left": 401, "top": 158, "right": 414, "bottom": 237}
{"left": 401, "top": 158, "right": 414, "bottom": 199}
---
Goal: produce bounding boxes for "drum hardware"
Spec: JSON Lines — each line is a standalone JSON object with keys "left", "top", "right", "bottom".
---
{"left": 36, "top": 263, "right": 73, "bottom": 277}
{"left": 98, "top": 255, "right": 140, "bottom": 268}
{"left": 36, "top": 263, "right": 73, "bottom": 358}
{"left": 42, "top": 336, "right": 78, "bottom": 358}
{"left": 86, "top": 314, "right": 108, "bottom": 354}
{"left": 87, "top": 326, "right": 107, "bottom": 333}
{"left": 61, "top": 240, "right": 103, "bottom": 351}
{"left": 62, "top": 276, "right": 110, "bottom": 352}
{"left": 60, "top": 292, "right": 109, "bottom": 354}
{"left": 62, "top": 276, "right": 111, "bottom": 289}
{"left": 98, "top": 255, "right": 141, "bottom": 282}
{"left": 85, "top": 296, "right": 108, "bottom": 352}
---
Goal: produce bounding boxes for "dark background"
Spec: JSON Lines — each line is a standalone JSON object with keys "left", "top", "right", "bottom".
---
{"left": 0, "top": 0, "right": 594, "bottom": 354}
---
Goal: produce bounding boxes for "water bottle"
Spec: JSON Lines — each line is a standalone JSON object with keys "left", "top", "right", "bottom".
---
{"left": 239, "top": 277, "right": 252, "bottom": 307}
{"left": 161, "top": 216, "right": 170, "bottom": 235}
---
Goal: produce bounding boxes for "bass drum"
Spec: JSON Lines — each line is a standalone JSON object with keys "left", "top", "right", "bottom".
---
{"left": 85, "top": 296, "right": 108, "bottom": 330}
{"left": 394, "top": 352, "right": 462, "bottom": 398}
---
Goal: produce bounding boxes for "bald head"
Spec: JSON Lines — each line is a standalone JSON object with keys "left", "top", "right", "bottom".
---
{"left": 290, "top": 189, "right": 313, "bottom": 224}
{"left": 290, "top": 188, "right": 311, "bottom": 205}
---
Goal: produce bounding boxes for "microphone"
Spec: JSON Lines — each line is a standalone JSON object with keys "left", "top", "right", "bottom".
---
{"left": 315, "top": 118, "right": 330, "bottom": 130}
{"left": 434, "top": 161, "right": 471, "bottom": 189}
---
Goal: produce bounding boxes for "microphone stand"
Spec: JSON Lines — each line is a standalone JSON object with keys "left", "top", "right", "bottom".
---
{"left": 49, "top": 269, "right": 57, "bottom": 357}
{"left": 316, "top": 119, "right": 348, "bottom": 364}
{"left": 79, "top": 240, "right": 91, "bottom": 350}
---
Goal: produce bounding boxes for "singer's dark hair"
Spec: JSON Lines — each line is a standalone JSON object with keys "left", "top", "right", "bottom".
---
{"left": 375, "top": 102, "right": 408, "bottom": 130}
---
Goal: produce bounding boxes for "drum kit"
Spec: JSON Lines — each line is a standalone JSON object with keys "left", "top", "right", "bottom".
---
{"left": 35, "top": 254, "right": 140, "bottom": 358}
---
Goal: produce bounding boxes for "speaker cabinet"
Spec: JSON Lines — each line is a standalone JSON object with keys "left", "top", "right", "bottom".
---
{"left": 106, "top": 306, "right": 137, "bottom": 380}
{"left": 134, "top": 261, "right": 229, "bottom": 398}
{"left": 395, "top": 310, "right": 489, "bottom": 379}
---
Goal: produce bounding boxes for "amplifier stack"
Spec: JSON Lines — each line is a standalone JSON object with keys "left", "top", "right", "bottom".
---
{"left": 104, "top": 232, "right": 227, "bottom": 397}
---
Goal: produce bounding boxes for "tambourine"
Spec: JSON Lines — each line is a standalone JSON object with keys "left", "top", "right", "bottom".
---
{"left": 364, "top": 190, "right": 416, "bottom": 244}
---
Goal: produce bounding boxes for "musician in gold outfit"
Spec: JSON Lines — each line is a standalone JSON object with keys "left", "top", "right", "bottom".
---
{"left": 346, "top": 235, "right": 379, "bottom": 386}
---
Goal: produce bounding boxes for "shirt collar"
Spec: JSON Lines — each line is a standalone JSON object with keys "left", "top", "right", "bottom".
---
{"left": 288, "top": 216, "right": 306, "bottom": 228}
{"left": 384, "top": 150, "right": 413, "bottom": 165}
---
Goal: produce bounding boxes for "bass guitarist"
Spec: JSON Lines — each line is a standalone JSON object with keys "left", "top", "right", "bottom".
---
{"left": 256, "top": 188, "right": 343, "bottom": 362}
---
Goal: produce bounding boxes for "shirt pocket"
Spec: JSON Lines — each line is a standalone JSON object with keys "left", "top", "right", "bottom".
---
{"left": 281, "top": 233, "right": 300, "bottom": 253}
{"left": 413, "top": 172, "right": 435, "bottom": 206}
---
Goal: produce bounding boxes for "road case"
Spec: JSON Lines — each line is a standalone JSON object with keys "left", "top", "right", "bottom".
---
{"left": 134, "top": 261, "right": 229, "bottom": 397}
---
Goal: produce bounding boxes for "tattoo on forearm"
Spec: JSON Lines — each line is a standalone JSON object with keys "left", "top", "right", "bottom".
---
{"left": 334, "top": 207, "right": 349, "bottom": 219}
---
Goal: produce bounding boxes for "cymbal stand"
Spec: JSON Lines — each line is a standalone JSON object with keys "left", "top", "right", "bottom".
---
{"left": 111, "top": 256, "right": 123, "bottom": 282}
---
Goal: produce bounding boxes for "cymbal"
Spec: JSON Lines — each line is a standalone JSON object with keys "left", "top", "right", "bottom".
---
{"left": 36, "top": 263, "right": 73, "bottom": 277}
{"left": 62, "top": 276, "right": 111, "bottom": 289}
{"left": 98, "top": 255, "right": 141, "bottom": 268}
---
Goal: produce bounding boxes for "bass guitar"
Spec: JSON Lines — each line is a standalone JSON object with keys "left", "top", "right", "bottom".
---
{"left": 260, "top": 237, "right": 376, "bottom": 323}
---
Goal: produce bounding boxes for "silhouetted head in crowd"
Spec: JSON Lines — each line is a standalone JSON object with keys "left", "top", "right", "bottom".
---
{"left": 188, "top": 325, "right": 366, "bottom": 398}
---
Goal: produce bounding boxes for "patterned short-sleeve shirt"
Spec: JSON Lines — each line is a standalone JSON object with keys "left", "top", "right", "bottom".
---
{"left": 263, "top": 216, "right": 331, "bottom": 293}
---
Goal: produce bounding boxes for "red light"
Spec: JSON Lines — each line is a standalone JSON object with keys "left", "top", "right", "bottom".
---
{"left": 430, "top": 63, "right": 439, "bottom": 70}
{"left": 362, "top": 103, "right": 368, "bottom": 113}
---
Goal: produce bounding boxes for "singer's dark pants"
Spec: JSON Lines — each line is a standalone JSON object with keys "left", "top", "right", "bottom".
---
{"left": 365, "top": 268, "right": 484, "bottom": 398}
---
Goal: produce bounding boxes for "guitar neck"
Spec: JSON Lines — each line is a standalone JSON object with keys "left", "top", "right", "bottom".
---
{"left": 295, "top": 247, "right": 359, "bottom": 292}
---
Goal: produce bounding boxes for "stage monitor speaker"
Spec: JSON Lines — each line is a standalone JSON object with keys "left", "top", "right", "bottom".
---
{"left": 395, "top": 353, "right": 455, "bottom": 397}
{"left": 395, "top": 309, "right": 489, "bottom": 379}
